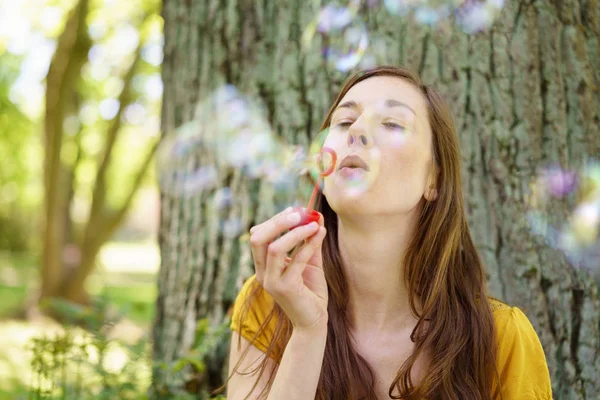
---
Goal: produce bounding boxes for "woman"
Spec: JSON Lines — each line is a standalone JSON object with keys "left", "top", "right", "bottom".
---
{"left": 219, "top": 66, "right": 552, "bottom": 399}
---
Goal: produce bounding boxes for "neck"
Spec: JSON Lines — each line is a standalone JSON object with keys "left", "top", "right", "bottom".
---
{"left": 337, "top": 209, "right": 421, "bottom": 335}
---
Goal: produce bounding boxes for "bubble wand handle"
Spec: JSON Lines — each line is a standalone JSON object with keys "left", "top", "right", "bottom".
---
{"left": 306, "top": 184, "right": 320, "bottom": 213}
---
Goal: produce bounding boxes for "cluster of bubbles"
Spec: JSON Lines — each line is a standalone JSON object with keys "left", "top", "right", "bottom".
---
{"left": 526, "top": 161, "right": 600, "bottom": 270}
{"left": 157, "top": 0, "right": 509, "bottom": 236}
{"left": 302, "top": 0, "right": 506, "bottom": 72}
{"left": 157, "top": 86, "right": 339, "bottom": 236}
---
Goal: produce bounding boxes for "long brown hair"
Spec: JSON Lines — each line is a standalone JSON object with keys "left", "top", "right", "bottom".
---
{"left": 217, "top": 65, "right": 499, "bottom": 399}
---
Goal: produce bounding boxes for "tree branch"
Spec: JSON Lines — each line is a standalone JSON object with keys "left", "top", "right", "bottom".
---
{"left": 86, "top": 44, "right": 144, "bottom": 226}
{"left": 104, "top": 140, "right": 159, "bottom": 235}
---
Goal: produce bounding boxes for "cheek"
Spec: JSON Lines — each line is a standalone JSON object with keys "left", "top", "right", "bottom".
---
{"left": 322, "top": 133, "right": 343, "bottom": 151}
{"left": 379, "top": 142, "right": 429, "bottom": 190}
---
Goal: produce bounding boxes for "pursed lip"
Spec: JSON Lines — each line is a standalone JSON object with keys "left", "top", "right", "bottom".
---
{"left": 337, "top": 155, "right": 369, "bottom": 171}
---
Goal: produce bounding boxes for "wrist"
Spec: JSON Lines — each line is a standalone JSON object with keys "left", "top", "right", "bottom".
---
{"left": 292, "top": 318, "right": 328, "bottom": 338}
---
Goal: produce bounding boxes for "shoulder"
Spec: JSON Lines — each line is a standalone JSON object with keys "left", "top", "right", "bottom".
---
{"left": 488, "top": 297, "right": 542, "bottom": 346}
{"left": 229, "top": 274, "right": 279, "bottom": 358}
{"left": 487, "top": 297, "right": 553, "bottom": 400}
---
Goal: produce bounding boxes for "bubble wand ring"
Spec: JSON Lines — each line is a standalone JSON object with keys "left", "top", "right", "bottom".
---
{"left": 291, "top": 147, "right": 337, "bottom": 229}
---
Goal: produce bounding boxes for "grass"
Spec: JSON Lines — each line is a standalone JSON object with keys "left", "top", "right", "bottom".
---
{"left": 101, "top": 284, "right": 156, "bottom": 325}
{"left": 0, "top": 285, "right": 27, "bottom": 317}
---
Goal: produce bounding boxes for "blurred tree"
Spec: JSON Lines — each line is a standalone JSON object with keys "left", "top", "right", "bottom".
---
{"left": 40, "top": 0, "right": 160, "bottom": 305}
{"left": 153, "top": 0, "right": 600, "bottom": 399}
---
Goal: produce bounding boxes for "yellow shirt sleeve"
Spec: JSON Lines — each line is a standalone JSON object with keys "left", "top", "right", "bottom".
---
{"left": 492, "top": 305, "right": 553, "bottom": 399}
{"left": 230, "top": 274, "right": 280, "bottom": 360}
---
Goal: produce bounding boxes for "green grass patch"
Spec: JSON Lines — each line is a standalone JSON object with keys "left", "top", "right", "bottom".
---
{"left": 100, "top": 284, "right": 156, "bottom": 325}
{"left": 0, "top": 285, "right": 27, "bottom": 317}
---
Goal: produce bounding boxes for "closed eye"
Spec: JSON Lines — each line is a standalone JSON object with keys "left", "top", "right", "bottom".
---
{"left": 383, "top": 122, "right": 405, "bottom": 132}
{"left": 335, "top": 121, "right": 353, "bottom": 129}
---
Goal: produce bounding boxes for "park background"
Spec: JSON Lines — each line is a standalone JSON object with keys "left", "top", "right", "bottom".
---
{"left": 0, "top": 0, "right": 599, "bottom": 399}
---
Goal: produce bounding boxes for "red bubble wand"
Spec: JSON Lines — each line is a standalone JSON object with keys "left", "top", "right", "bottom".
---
{"left": 291, "top": 147, "right": 337, "bottom": 228}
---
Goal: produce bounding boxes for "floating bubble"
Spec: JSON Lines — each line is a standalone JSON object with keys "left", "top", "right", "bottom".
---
{"left": 198, "top": 85, "right": 281, "bottom": 178}
{"left": 384, "top": 0, "right": 454, "bottom": 25}
{"left": 302, "top": 4, "right": 369, "bottom": 72}
{"left": 414, "top": 4, "right": 453, "bottom": 26}
{"left": 383, "top": 0, "right": 505, "bottom": 33}
{"left": 383, "top": 0, "right": 419, "bottom": 16}
{"left": 157, "top": 85, "right": 284, "bottom": 198}
{"left": 526, "top": 161, "right": 600, "bottom": 270}
{"left": 157, "top": 85, "right": 345, "bottom": 237}
{"left": 335, "top": 147, "right": 381, "bottom": 198}
{"left": 454, "top": 0, "right": 505, "bottom": 34}
{"left": 319, "top": 121, "right": 383, "bottom": 199}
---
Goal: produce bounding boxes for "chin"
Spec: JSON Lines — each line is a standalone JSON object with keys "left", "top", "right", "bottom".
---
{"left": 324, "top": 190, "right": 371, "bottom": 214}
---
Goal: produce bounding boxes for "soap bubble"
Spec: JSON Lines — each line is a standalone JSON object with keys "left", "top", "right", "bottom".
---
{"left": 157, "top": 85, "right": 343, "bottom": 236}
{"left": 454, "top": 0, "right": 505, "bottom": 34}
{"left": 302, "top": 3, "right": 369, "bottom": 72}
{"left": 157, "top": 85, "right": 284, "bottom": 197}
{"left": 319, "top": 121, "right": 383, "bottom": 199}
{"left": 332, "top": 146, "right": 381, "bottom": 198}
{"left": 383, "top": 0, "right": 505, "bottom": 33}
{"left": 526, "top": 161, "right": 600, "bottom": 270}
{"left": 384, "top": 0, "right": 454, "bottom": 26}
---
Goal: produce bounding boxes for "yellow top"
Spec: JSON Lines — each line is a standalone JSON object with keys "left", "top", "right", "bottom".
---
{"left": 230, "top": 275, "right": 553, "bottom": 400}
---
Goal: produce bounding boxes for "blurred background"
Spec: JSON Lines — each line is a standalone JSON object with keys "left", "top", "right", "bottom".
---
{"left": 0, "top": 0, "right": 161, "bottom": 397}
{"left": 0, "top": 0, "right": 599, "bottom": 399}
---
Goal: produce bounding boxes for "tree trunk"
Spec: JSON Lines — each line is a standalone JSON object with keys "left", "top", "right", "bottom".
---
{"left": 42, "top": 0, "right": 91, "bottom": 300}
{"left": 39, "top": 0, "right": 158, "bottom": 309}
{"left": 154, "top": 0, "right": 600, "bottom": 398}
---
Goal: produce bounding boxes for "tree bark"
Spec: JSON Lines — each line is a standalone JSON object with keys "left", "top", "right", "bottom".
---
{"left": 154, "top": 0, "right": 600, "bottom": 398}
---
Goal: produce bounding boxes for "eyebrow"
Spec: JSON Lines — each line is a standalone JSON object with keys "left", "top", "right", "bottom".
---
{"left": 336, "top": 99, "right": 417, "bottom": 115}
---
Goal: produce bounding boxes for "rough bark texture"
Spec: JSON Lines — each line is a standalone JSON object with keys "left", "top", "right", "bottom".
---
{"left": 154, "top": 0, "right": 600, "bottom": 398}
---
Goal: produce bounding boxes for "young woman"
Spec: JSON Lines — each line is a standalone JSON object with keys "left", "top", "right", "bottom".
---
{"left": 220, "top": 66, "right": 552, "bottom": 400}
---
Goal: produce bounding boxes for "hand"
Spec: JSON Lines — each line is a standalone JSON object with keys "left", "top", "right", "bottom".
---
{"left": 249, "top": 207, "right": 329, "bottom": 332}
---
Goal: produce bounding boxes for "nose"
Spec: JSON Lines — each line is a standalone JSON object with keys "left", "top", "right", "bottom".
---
{"left": 347, "top": 116, "right": 373, "bottom": 149}
{"left": 347, "top": 133, "right": 368, "bottom": 146}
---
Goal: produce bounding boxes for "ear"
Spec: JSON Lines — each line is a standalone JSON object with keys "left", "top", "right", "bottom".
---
{"left": 425, "top": 183, "right": 438, "bottom": 202}
{"left": 424, "top": 164, "right": 439, "bottom": 202}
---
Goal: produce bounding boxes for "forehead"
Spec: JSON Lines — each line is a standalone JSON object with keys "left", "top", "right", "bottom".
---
{"left": 337, "top": 76, "right": 427, "bottom": 115}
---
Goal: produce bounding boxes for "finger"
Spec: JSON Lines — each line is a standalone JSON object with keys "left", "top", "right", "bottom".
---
{"left": 309, "top": 212, "right": 324, "bottom": 238}
{"left": 250, "top": 208, "right": 306, "bottom": 249}
{"left": 250, "top": 208, "right": 297, "bottom": 280}
{"left": 301, "top": 212, "right": 324, "bottom": 244}
{"left": 264, "top": 222, "right": 319, "bottom": 286}
{"left": 250, "top": 207, "right": 293, "bottom": 234}
{"left": 283, "top": 227, "right": 327, "bottom": 282}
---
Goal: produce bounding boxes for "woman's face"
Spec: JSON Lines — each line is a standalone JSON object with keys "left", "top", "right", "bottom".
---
{"left": 322, "top": 76, "right": 437, "bottom": 216}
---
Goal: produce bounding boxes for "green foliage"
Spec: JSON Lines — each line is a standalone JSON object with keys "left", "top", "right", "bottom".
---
{"left": 27, "top": 298, "right": 231, "bottom": 399}
{"left": 152, "top": 317, "right": 232, "bottom": 399}
{"left": 0, "top": 52, "right": 39, "bottom": 252}
{"left": 29, "top": 297, "right": 151, "bottom": 399}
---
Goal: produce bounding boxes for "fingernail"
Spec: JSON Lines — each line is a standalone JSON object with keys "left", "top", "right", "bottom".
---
{"left": 307, "top": 221, "right": 318, "bottom": 229}
{"left": 287, "top": 213, "right": 301, "bottom": 224}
